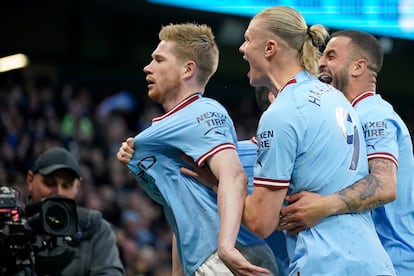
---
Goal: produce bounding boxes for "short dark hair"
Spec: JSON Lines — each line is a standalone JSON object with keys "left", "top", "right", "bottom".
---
{"left": 331, "top": 30, "right": 383, "bottom": 74}
{"left": 255, "top": 86, "right": 272, "bottom": 112}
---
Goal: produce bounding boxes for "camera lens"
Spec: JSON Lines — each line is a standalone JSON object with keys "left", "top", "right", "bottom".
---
{"left": 25, "top": 197, "right": 78, "bottom": 236}
{"left": 41, "top": 198, "right": 77, "bottom": 236}
{"left": 43, "top": 203, "right": 69, "bottom": 232}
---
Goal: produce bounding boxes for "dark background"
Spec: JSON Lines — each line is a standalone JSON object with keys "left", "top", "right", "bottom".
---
{"left": 2, "top": 0, "right": 414, "bottom": 116}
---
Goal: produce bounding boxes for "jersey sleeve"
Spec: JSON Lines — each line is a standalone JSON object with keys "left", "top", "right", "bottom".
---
{"left": 164, "top": 100, "right": 237, "bottom": 167}
{"left": 237, "top": 139, "right": 257, "bottom": 194}
{"left": 358, "top": 106, "right": 399, "bottom": 167}
{"left": 253, "top": 108, "right": 301, "bottom": 189}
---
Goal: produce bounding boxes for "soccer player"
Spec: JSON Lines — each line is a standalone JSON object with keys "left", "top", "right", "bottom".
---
{"left": 279, "top": 30, "right": 414, "bottom": 275}
{"left": 116, "top": 23, "right": 277, "bottom": 275}
{"left": 238, "top": 6, "right": 395, "bottom": 275}
{"left": 239, "top": 87, "right": 289, "bottom": 276}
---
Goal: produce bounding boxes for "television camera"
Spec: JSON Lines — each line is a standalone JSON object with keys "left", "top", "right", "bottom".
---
{"left": 0, "top": 186, "right": 78, "bottom": 275}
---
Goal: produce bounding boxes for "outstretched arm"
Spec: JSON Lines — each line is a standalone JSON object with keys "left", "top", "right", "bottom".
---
{"left": 279, "top": 158, "right": 397, "bottom": 234}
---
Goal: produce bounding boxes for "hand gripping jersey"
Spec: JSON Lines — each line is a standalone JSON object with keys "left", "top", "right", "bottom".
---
{"left": 352, "top": 92, "right": 414, "bottom": 276}
{"left": 254, "top": 71, "right": 395, "bottom": 275}
{"left": 127, "top": 94, "right": 266, "bottom": 276}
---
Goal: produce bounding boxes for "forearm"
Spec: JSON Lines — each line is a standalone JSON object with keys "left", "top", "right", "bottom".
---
{"left": 207, "top": 149, "right": 247, "bottom": 251}
{"left": 330, "top": 158, "right": 397, "bottom": 214}
{"left": 244, "top": 187, "right": 286, "bottom": 238}
{"left": 172, "top": 234, "right": 184, "bottom": 276}
{"left": 217, "top": 173, "right": 246, "bottom": 251}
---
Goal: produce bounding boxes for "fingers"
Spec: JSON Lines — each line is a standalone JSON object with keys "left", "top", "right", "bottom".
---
{"left": 227, "top": 262, "right": 270, "bottom": 276}
{"left": 180, "top": 167, "right": 199, "bottom": 178}
{"left": 284, "top": 191, "right": 304, "bottom": 202}
{"left": 126, "top": 137, "right": 135, "bottom": 148}
{"left": 278, "top": 211, "right": 309, "bottom": 234}
{"left": 248, "top": 265, "right": 270, "bottom": 275}
{"left": 278, "top": 220, "right": 298, "bottom": 231}
{"left": 219, "top": 247, "right": 271, "bottom": 276}
{"left": 278, "top": 220, "right": 307, "bottom": 233}
{"left": 117, "top": 138, "right": 135, "bottom": 163}
{"left": 280, "top": 194, "right": 302, "bottom": 216}
{"left": 237, "top": 264, "right": 270, "bottom": 276}
{"left": 116, "top": 151, "right": 124, "bottom": 162}
{"left": 280, "top": 205, "right": 292, "bottom": 217}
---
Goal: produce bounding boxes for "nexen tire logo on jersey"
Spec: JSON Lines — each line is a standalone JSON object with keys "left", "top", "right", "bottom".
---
{"left": 257, "top": 130, "right": 273, "bottom": 150}
{"left": 362, "top": 120, "right": 387, "bottom": 138}
{"left": 196, "top": 111, "right": 227, "bottom": 127}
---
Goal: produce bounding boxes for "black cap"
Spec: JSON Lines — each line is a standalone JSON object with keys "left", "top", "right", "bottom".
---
{"left": 32, "top": 147, "right": 80, "bottom": 178}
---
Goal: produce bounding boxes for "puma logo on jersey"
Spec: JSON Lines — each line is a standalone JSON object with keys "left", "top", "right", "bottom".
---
{"left": 366, "top": 140, "right": 379, "bottom": 150}
{"left": 204, "top": 126, "right": 225, "bottom": 136}
{"left": 214, "top": 130, "right": 225, "bottom": 136}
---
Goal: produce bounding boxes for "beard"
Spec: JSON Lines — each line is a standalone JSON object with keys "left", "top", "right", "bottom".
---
{"left": 333, "top": 70, "right": 349, "bottom": 93}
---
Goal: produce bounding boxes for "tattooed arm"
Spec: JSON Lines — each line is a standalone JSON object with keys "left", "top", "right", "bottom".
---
{"left": 336, "top": 158, "right": 397, "bottom": 211}
{"left": 278, "top": 158, "right": 397, "bottom": 234}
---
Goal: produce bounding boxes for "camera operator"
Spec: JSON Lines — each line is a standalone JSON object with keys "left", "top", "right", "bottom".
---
{"left": 26, "top": 147, "right": 124, "bottom": 275}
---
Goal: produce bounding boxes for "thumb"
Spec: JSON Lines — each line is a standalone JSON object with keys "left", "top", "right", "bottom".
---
{"left": 285, "top": 192, "right": 302, "bottom": 203}
{"left": 126, "top": 137, "right": 135, "bottom": 148}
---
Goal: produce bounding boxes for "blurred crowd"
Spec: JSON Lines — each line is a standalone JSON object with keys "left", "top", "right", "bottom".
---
{"left": 0, "top": 69, "right": 260, "bottom": 276}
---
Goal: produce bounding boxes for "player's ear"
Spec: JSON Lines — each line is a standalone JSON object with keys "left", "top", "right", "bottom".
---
{"left": 352, "top": 59, "right": 368, "bottom": 76}
{"left": 183, "top": 61, "right": 196, "bottom": 78}
{"left": 264, "top": 39, "right": 277, "bottom": 57}
{"left": 268, "top": 91, "right": 276, "bottom": 103}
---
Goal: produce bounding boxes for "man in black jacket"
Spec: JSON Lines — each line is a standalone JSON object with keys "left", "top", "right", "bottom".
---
{"left": 25, "top": 147, "right": 124, "bottom": 275}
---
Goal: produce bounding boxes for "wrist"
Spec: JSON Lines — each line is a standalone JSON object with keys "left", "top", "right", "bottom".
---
{"left": 325, "top": 194, "right": 346, "bottom": 215}
{"left": 217, "top": 246, "right": 231, "bottom": 259}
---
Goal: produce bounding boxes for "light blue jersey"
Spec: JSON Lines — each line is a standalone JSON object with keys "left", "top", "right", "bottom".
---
{"left": 352, "top": 92, "right": 414, "bottom": 275}
{"left": 238, "top": 139, "right": 289, "bottom": 276}
{"left": 254, "top": 71, "right": 395, "bottom": 275}
{"left": 127, "top": 94, "right": 270, "bottom": 276}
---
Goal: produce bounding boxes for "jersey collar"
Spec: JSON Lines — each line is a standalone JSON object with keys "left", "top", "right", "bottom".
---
{"left": 278, "top": 70, "right": 313, "bottom": 94}
{"left": 152, "top": 93, "right": 201, "bottom": 122}
{"left": 351, "top": 91, "right": 375, "bottom": 107}
{"left": 278, "top": 78, "right": 297, "bottom": 94}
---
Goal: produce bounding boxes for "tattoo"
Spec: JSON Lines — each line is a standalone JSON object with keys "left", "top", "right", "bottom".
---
{"left": 338, "top": 158, "right": 394, "bottom": 213}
